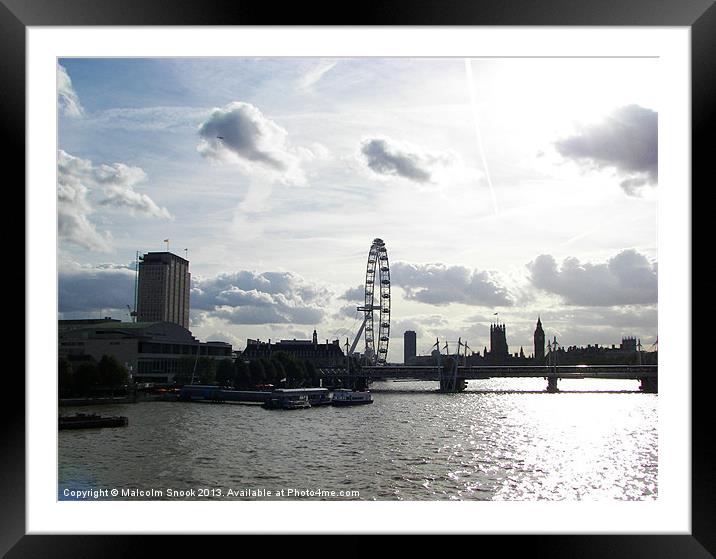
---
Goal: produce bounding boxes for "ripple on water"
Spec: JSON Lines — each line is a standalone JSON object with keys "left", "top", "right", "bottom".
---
{"left": 58, "top": 383, "right": 658, "bottom": 501}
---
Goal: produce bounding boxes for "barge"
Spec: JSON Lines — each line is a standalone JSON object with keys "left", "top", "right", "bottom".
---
{"left": 59, "top": 413, "right": 129, "bottom": 430}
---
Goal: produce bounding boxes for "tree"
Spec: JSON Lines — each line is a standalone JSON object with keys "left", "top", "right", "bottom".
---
{"left": 248, "top": 360, "right": 265, "bottom": 387}
{"left": 58, "top": 358, "right": 73, "bottom": 398}
{"left": 97, "top": 355, "right": 129, "bottom": 389}
{"left": 285, "top": 359, "right": 305, "bottom": 388}
{"left": 216, "top": 359, "right": 235, "bottom": 387}
{"left": 271, "top": 359, "right": 286, "bottom": 388}
{"left": 270, "top": 351, "right": 310, "bottom": 387}
{"left": 233, "top": 359, "right": 250, "bottom": 389}
{"left": 196, "top": 357, "right": 217, "bottom": 385}
{"left": 73, "top": 361, "right": 99, "bottom": 396}
{"left": 304, "top": 361, "right": 321, "bottom": 387}
{"left": 175, "top": 357, "right": 197, "bottom": 386}
{"left": 260, "top": 358, "right": 277, "bottom": 385}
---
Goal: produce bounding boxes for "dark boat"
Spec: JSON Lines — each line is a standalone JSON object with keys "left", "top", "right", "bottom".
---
{"left": 58, "top": 413, "right": 129, "bottom": 430}
{"left": 262, "top": 392, "right": 311, "bottom": 410}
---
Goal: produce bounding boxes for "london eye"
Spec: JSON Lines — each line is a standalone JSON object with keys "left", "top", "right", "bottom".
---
{"left": 357, "top": 238, "right": 391, "bottom": 365}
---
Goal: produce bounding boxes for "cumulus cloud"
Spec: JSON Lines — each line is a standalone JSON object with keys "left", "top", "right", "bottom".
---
{"left": 58, "top": 150, "right": 171, "bottom": 251}
{"left": 555, "top": 104, "right": 657, "bottom": 195}
{"left": 527, "top": 249, "right": 657, "bottom": 306}
{"left": 191, "top": 270, "right": 329, "bottom": 325}
{"left": 392, "top": 262, "right": 513, "bottom": 307}
{"left": 57, "top": 64, "right": 85, "bottom": 118}
{"left": 340, "top": 285, "right": 365, "bottom": 302}
{"left": 333, "top": 304, "right": 362, "bottom": 320}
{"left": 360, "top": 137, "right": 456, "bottom": 183}
{"left": 94, "top": 163, "right": 171, "bottom": 218}
{"left": 58, "top": 151, "right": 111, "bottom": 251}
{"left": 197, "top": 101, "right": 307, "bottom": 185}
{"left": 58, "top": 261, "right": 136, "bottom": 315}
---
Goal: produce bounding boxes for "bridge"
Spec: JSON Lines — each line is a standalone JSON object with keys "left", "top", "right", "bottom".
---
{"left": 328, "top": 238, "right": 658, "bottom": 394}
{"left": 318, "top": 364, "right": 658, "bottom": 393}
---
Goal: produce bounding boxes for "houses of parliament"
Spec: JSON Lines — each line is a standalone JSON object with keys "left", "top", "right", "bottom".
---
{"left": 404, "top": 317, "right": 657, "bottom": 366}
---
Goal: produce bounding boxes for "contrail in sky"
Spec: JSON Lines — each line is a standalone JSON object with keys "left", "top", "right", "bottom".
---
{"left": 464, "top": 58, "right": 499, "bottom": 215}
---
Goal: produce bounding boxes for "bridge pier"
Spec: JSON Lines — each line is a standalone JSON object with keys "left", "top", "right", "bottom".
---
{"left": 640, "top": 377, "right": 658, "bottom": 393}
{"left": 546, "top": 376, "right": 559, "bottom": 393}
{"left": 439, "top": 377, "right": 467, "bottom": 393}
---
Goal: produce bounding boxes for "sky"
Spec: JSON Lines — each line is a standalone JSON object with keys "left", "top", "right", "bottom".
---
{"left": 57, "top": 57, "right": 659, "bottom": 361}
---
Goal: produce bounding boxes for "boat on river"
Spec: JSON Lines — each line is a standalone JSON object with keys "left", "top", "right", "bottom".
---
{"left": 331, "top": 389, "right": 373, "bottom": 406}
{"left": 59, "top": 413, "right": 128, "bottom": 430}
{"left": 262, "top": 391, "right": 312, "bottom": 410}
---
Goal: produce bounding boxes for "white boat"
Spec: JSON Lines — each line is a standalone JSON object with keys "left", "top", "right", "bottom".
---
{"left": 331, "top": 389, "right": 373, "bottom": 406}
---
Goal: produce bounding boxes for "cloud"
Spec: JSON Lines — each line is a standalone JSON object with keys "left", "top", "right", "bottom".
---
{"left": 191, "top": 270, "right": 329, "bottom": 325}
{"left": 94, "top": 163, "right": 172, "bottom": 218}
{"left": 525, "top": 306, "right": 658, "bottom": 349}
{"left": 555, "top": 104, "right": 657, "bottom": 195}
{"left": 197, "top": 101, "right": 306, "bottom": 185}
{"left": 57, "top": 151, "right": 111, "bottom": 251}
{"left": 538, "top": 306, "right": 658, "bottom": 330}
{"left": 59, "top": 263, "right": 330, "bottom": 326}
{"left": 333, "top": 304, "right": 362, "bottom": 320}
{"left": 57, "top": 64, "right": 85, "bottom": 118}
{"left": 527, "top": 249, "right": 657, "bottom": 306}
{"left": 392, "top": 262, "right": 513, "bottom": 307}
{"left": 359, "top": 137, "right": 456, "bottom": 183}
{"left": 89, "top": 106, "right": 211, "bottom": 131}
{"left": 297, "top": 60, "right": 337, "bottom": 92}
{"left": 340, "top": 285, "right": 365, "bottom": 302}
{"left": 58, "top": 150, "right": 171, "bottom": 251}
{"left": 58, "top": 261, "right": 136, "bottom": 315}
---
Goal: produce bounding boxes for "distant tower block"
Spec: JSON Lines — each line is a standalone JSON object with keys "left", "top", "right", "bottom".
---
{"left": 534, "top": 316, "right": 545, "bottom": 365}
{"left": 404, "top": 330, "right": 417, "bottom": 365}
{"left": 136, "top": 251, "right": 191, "bottom": 329}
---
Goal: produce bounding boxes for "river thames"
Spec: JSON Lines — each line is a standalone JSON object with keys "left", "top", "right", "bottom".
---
{"left": 58, "top": 379, "right": 657, "bottom": 501}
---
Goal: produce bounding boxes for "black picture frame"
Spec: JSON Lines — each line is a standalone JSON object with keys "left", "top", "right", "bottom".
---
{"left": 5, "top": 0, "right": 710, "bottom": 555}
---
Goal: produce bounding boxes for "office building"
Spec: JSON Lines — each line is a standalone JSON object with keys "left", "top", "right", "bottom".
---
{"left": 136, "top": 252, "right": 190, "bottom": 329}
{"left": 404, "top": 330, "right": 417, "bottom": 365}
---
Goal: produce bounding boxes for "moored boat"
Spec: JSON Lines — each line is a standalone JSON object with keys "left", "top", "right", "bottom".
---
{"left": 59, "top": 413, "right": 129, "bottom": 430}
{"left": 331, "top": 389, "right": 373, "bottom": 406}
{"left": 262, "top": 392, "right": 312, "bottom": 410}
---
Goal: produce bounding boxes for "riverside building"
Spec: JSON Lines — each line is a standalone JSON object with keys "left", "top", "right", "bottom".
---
{"left": 58, "top": 319, "right": 232, "bottom": 384}
{"left": 242, "top": 330, "right": 345, "bottom": 367}
{"left": 136, "top": 252, "right": 191, "bottom": 329}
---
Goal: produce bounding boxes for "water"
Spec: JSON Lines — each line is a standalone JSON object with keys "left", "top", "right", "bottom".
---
{"left": 58, "top": 379, "right": 657, "bottom": 501}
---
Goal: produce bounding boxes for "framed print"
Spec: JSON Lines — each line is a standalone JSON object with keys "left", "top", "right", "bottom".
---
{"left": 6, "top": 0, "right": 712, "bottom": 555}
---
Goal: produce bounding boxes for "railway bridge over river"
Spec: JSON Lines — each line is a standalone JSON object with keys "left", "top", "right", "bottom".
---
{"left": 318, "top": 364, "right": 658, "bottom": 393}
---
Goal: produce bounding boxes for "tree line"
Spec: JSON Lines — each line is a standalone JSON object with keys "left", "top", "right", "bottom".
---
{"left": 213, "top": 351, "right": 323, "bottom": 390}
{"left": 169, "top": 351, "right": 321, "bottom": 388}
{"left": 58, "top": 355, "right": 129, "bottom": 397}
{"left": 59, "top": 351, "right": 329, "bottom": 397}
